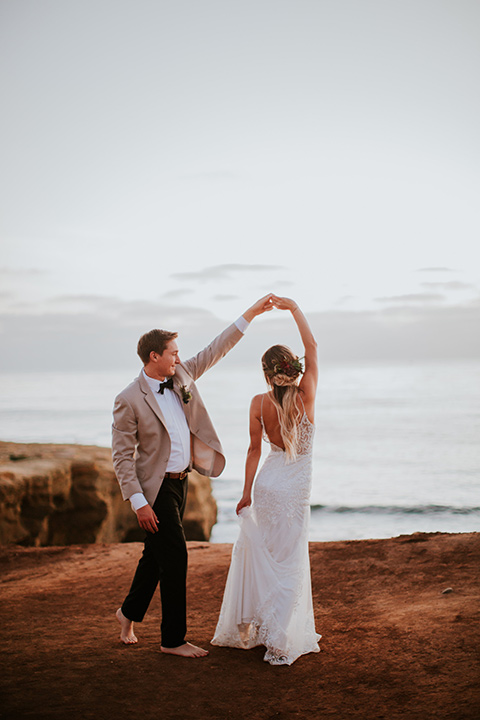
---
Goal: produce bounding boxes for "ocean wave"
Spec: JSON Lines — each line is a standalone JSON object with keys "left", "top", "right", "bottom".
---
{"left": 310, "top": 504, "right": 480, "bottom": 516}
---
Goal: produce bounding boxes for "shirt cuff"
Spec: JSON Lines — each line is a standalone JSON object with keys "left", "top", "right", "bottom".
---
{"left": 130, "top": 492, "right": 149, "bottom": 512}
{"left": 235, "top": 315, "right": 250, "bottom": 334}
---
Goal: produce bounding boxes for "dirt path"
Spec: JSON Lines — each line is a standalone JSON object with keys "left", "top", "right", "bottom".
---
{"left": 1, "top": 532, "right": 479, "bottom": 720}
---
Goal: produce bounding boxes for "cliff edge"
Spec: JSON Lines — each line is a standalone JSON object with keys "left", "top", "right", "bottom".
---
{"left": 0, "top": 441, "right": 217, "bottom": 545}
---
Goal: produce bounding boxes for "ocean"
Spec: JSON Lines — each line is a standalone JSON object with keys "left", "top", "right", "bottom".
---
{"left": 0, "top": 362, "right": 479, "bottom": 542}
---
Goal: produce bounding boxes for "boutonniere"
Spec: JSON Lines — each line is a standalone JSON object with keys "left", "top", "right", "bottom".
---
{"left": 180, "top": 385, "right": 192, "bottom": 404}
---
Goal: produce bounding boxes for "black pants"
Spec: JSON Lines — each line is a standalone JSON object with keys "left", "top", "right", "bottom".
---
{"left": 121, "top": 475, "right": 188, "bottom": 648}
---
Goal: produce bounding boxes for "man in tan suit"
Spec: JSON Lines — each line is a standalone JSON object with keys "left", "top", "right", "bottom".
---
{"left": 113, "top": 295, "right": 273, "bottom": 657}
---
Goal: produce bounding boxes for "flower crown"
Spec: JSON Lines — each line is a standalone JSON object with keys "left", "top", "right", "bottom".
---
{"left": 264, "top": 356, "right": 304, "bottom": 379}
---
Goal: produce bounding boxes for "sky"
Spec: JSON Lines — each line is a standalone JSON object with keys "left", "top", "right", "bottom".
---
{"left": 1, "top": 0, "right": 479, "bottom": 371}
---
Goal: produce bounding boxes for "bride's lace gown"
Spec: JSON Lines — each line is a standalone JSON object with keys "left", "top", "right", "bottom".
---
{"left": 211, "top": 407, "right": 321, "bottom": 665}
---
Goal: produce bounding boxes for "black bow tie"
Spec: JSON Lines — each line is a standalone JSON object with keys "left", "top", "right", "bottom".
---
{"left": 158, "top": 377, "right": 174, "bottom": 394}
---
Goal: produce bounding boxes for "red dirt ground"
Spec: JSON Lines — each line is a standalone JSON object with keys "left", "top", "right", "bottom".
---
{"left": 1, "top": 532, "right": 479, "bottom": 720}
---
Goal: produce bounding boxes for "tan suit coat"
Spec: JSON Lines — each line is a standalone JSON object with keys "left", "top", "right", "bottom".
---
{"left": 112, "top": 322, "right": 243, "bottom": 507}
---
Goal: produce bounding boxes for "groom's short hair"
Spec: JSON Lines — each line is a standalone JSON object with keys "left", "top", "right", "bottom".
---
{"left": 137, "top": 329, "right": 178, "bottom": 364}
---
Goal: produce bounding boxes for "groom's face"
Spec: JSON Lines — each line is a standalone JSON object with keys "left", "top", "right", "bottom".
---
{"left": 156, "top": 339, "right": 181, "bottom": 378}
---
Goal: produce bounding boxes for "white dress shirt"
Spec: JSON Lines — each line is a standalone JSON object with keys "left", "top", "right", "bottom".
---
{"left": 130, "top": 315, "right": 249, "bottom": 512}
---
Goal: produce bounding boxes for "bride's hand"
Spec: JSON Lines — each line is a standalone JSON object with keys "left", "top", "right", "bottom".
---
{"left": 236, "top": 494, "right": 252, "bottom": 515}
{"left": 272, "top": 295, "right": 299, "bottom": 313}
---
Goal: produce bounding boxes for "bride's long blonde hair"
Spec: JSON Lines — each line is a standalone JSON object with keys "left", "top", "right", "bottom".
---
{"left": 262, "top": 345, "right": 303, "bottom": 460}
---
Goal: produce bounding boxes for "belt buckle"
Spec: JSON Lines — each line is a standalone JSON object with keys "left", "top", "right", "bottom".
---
{"left": 179, "top": 470, "right": 187, "bottom": 480}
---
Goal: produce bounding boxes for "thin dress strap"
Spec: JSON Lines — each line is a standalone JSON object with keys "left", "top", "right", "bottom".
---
{"left": 260, "top": 395, "right": 270, "bottom": 444}
{"left": 298, "top": 393, "right": 306, "bottom": 416}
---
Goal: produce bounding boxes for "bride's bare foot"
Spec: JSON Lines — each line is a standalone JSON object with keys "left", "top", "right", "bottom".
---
{"left": 116, "top": 608, "right": 138, "bottom": 645}
{"left": 161, "top": 642, "right": 209, "bottom": 658}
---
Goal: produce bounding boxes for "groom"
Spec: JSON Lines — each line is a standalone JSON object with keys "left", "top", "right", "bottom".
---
{"left": 112, "top": 295, "right": 273, "bottom": 657}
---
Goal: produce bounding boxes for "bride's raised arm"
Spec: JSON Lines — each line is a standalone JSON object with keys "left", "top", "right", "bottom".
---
{"left": 271, "top": 295, "right": 318, "bottom": 404}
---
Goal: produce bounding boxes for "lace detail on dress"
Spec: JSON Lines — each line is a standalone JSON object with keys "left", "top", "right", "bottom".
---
{"left": 294, "top": 411, "right": 315, "bottom": 455}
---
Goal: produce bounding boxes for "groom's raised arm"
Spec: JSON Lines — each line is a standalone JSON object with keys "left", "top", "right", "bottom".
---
{"left": 182, "top": 295, "right": 274, "bottom": 381}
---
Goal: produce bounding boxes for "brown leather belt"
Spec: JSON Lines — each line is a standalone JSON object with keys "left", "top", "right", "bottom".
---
{"left": 163, "top": 469, "right": 188, "bottom": 480}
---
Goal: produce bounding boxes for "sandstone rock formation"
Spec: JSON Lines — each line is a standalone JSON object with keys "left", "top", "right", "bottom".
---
{"left": 0, "top": 441, "right": 217, "bottom": 545}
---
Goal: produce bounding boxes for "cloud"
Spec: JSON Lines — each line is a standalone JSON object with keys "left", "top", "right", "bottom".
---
{"left": 212, "top": 294, "right": 239, "bottom": 301}
{"left": 40, "top": 294, "right": 216, "bottom": 325}
{"left": 0, "top": 299, "right": 223, "bottom": 372}
{"left": 2, "top": 294, "right": 480, "bottom": 372}
{"left": 0, "top": 266, "right": 47, "bottom": 276}
{"left": 161, "top": 289, "right": 194, "bottom": 300}
{"left": 170, "top": 264, "right": 284, "bottom": 283}
{"left": 375, "top": 293, "right": 445, "bottom": 304}
{"left": 308, "top": 303, "right": 480, "bottom": 364}
{"left": 47, "top": 294, "right": 119, "bottom": 307}
{"left": 421, "top": 281, "right": 473, "bottom": 291}
{"left": 417, "top": 267, "right": 455, "bottom": 273}
{"left": 218, "top": 302, "right": 480, "bottom": 367}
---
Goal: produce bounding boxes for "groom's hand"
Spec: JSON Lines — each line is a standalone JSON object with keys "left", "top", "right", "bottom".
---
{"left": 242, "top": 294, "right": 274, "bottom": 322}
{"left": 136, "top": 504, "right": 159, "bottom": 533}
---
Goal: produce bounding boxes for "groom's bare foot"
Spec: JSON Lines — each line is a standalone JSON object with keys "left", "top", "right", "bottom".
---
{"left": 116, "top": 608, "right": 138, "bottom": 645}
{"left": 161, "top": 642, "right": 209, "bottom": 658}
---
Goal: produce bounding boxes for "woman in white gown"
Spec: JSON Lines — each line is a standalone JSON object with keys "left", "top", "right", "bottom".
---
{"left": 211, "top": 296, "right": 321, "bottom": 665}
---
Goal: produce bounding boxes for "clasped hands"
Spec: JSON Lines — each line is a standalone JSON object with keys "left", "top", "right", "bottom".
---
{"left": 245, "top": 293, "right": 298, "bottom": 321}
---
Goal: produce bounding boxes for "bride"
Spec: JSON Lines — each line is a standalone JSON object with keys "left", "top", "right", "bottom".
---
{"left": 211, "top": 296, "right": 321, "bottom": 665}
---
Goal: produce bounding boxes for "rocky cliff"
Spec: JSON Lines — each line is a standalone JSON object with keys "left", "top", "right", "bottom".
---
{"left": 0, "top": 441, "right": 217, "bottom": 545}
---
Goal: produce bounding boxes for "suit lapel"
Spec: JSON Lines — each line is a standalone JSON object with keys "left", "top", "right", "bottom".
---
{"left": 172, "top": 375, "right": 192, "bottom": 422}
{"left": 138, "top": 372, "right": 168, "bottom": 429}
